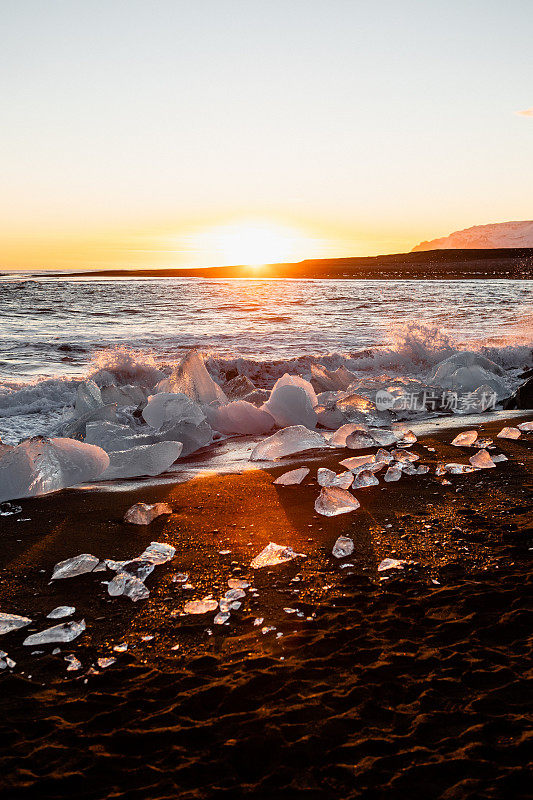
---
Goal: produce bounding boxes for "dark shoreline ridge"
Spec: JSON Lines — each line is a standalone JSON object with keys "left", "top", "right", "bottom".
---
{"left": 67, "top": 247, "right": 533, "bottom": 280}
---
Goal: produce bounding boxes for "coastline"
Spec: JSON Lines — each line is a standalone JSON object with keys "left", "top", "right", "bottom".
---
{"left": 1, "top": 413, "right": 532, "bottom": 797}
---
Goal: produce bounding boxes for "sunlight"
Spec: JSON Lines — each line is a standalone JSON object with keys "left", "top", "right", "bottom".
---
{"left": 189, "top": 221, "right": 315, "bottom": 267}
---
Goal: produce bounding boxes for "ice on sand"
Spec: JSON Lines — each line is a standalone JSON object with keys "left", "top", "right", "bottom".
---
{"left": 491, "top": 454, "right": 508, "bottom": 463}
{"left": 378, "top": 558, "right": 407, "bottom": 572}
{"left": 368, "top": 429, "right": 398, "bottom": 447}
{"left": 444, "top": 463, "right": 476, "bottom": 474}
{"left": 184, "top": 599, "right": 219, "bottom": 614}
{"left": 0, "top": 436, "right": 109, "bottom": 503}
{"left": 345, "top": 431, "right": 378, "bottom": 450}
{"left": 518, "top": 421, "right": 533, "bottom": 432}
{"left": 250, "top": 542, "right": 304, "bottom": 569}
{"left": 329, "top": 424, "right": 368, "bottom": 448}
{"left": 314, "top": 487, "right": 360, "bottom": 516}
{"left": 47, "top": 606, "right": 75, "bottom": 619}
{"left": 274, "top": 467, "right": 310, "bottom": 485}
{"left": 332, "top": 535, "right": 354, "bottom": 558}
{"left": 124, "top": 502, "right": 172, "bottom": 524}
{"left": 65, "top": 654, "right": 82, "bottom": 671}
{"left": 106, "top": 541, "right": 175, "bottom": 601}
{"left": 142, "top": 392, "right": 206, "bottom": 430}
{"left": 108, "top": 574, "right": 149, "bottom": 601}
{"left": 0, "top": 613, "right": 32, "bottom": 635}
{"left": 156, "top": 350, "right": 227, "bottom": 405}
{"left": 384, "top": 466, "right": 402, "bottom": 482}
{"left": 0, "top": 501, "right": 21, "bottom": 516}
{"left": 97, "top": 657, "right": 116, "bottom": 669}
{"left": 469, "top": 449, "right": 496, "bottom": 469}
{"left": 375, "top": 449, "right": 393, "bottom": 464}
{"left": 250, "top": 426, "right": 328, "bottom": 461}
{"left": 51, "top": 553, "right": 100, "bottom": 580}
{"left": 98, "top": 441, "right": 183, "bottom": 480}
{"left": 497, "top": 427, "right": 521, "bottom": 440}
{"left": 262, "top": 384, "right": 317, "bottom": 429}
{"left": 208, "top": 401, "right": 275, "bottom": 435}
{"left": 451, "top": 430, "right": 478, "bottom": 447}
{"left": 391, "top": 450, "right": 419, "bottom": 463}
{"left": 23, "top": 619, "right": 86, "bottom": 646}
{"left": 351, "top": 470, "right": 379, "bottom": 489}
{"left": 317, "top": 468, "right": 353, "bottom": 490}
{"left": 214, "top": 611, "right": 230, "bottom": 624}
{"left": 228, "top": 578, "right": 250, "bottom": 589}
{"left": 339, "top": 454, "right": 375, "bottom": 471}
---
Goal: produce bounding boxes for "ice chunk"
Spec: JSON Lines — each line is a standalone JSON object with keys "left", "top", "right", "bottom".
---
{"left": 52, "top": 554, "right": 100, "bottom": 580}
{"left": 384, "top": 466, "right": 401, "bottom": 482}
{"left": 97, "top": 657, "right": 116, "bottom": 669}
{"left": 214, "top": 611, "right": 230, "bottom": 624}
{"left": 336, "top": 393, "right": 375, "bottom": 416}
{"left": 314, "top": 487, "right": 360, "bottom": 516}
{"left": 345, "top": 431, "right": 377, "bottom": 450}
{"left": 0, "top": 437, "right": 109, "bottom": 503}
{"left": 317, "top": 468, "right": 353, "bottom": 489}
{"left": 262, "top": 384, "right": 317, "bottom": 429}
{"left": 100, "top": 383, "right": 146, "bottom": 408}
{"left": 184, "top": 599, "right": 219, "bottom": 614}
{"left": 156, "top": 350, "right": 227, "bottom": 405}
{"left": 415, "top": 465, "right": 430, "bottom": 475}
{"left": 155, "top": 418, "right": 213, "bottom": 457}
{"left": 142, "top": 392, "right": 206, "bottom": 429}
{"left": 228, "top": 578, "right": 250, "bottom": 589}
{"left": 378, "top": 558, "right": 407, "bottom": 572}
{"left": 310, "top": 364, "right": 354, "bottom": 392}
{"left": 444, "top": 463, "right": 476, "bottom": 474}
{"left": 391, "top": 450, "right": 419, "bottom": 463}
{"left": 84, "top": 421, "right": 158, "bottom": 452}
{"left": 315, "top": 405, "right": 345, "bottom": 430}
{"left": 272, "top": 374, "right": 318, "bottom": 406}
{"left": 124, "top": 502, "right": 172, "bottom": 525}
{"left": 242, "top": 388, "right": 270, "bottom": 406}
{"left": 108, "top": 573, "right": 150, "bottom": 601}
{"left": 518, "top": 421, "right": 533, "bottom": 432}
{"left": 491, "top": 453, "right": 508, "bottom": 463}
{"left": 61, "top": 404, "right": 117, "bottom": 440}
{"left": 250, "top": 542, "right": 304, "bottom": 569}
{"left": 65, "top": 654, "right": 82, "bottom": 671}
{"left": 23, "top": 619, "right": 86, "bottom": 646}
{"left": 47, "top": 606, "right": 75, "bottom": 619}
{"left": 332, "top": 535, "right": 354, "bottom": 558}
{"left": 273, "top": 467, "right": 310, "bottom": 485}
{"left": 475, "top": 438, "right": 493, "bottom": 448}
{"left": 139, "top": 541, "right": 175, "bottom": 565}
{"left": 75, "top": 381, "right": 103, "bottom": 416}
{"left": 339, "top": 454, "right": 375, "bottom": 472}
{"left": 224, "top": 374, "right": 256, "bottom": 399}
{"left": 225, "top": 588, "right": 246, "bottom": 601}
{"left": 469, "top": 449, "right": 496, "bottom": 469}
{"left": 351, "top": 470, "right": 379, "bottom": 489}
{"left": 451, "top": 430, "right": 478, "bottom": 447}
{"left": 250, "top": 426, "right": 328, "bottom": 461}
{"left": 368, "top": 429, "right": 398, "bottom": 447}
{"left": 208, "top": 401, "right": 275, "bottom": 435}
{"left": 98, "top": 441, "right": 183, "bottom": 480}
{"left": 0, "top": 612, "right": 32, "bottom": 635}
{"left": 497, "top": 426, "right": 521, "bottom": 440}
{"left": 375, "top": 449, "right": 393, "bottom": 464}
{"left": 329, "top": 423, "right": 368, "bottom": 448}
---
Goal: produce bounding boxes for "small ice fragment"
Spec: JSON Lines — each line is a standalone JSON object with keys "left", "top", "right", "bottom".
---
{"left": 391, "top": 450, "right": 419, "bottom": 463}
{"left": 172, "top": 572, "right": 189, "bottom": 583}
{"left": 230, "top": 601, "right": 241, "bottom": 610}
{"left": 444, "top": 463, "right": 476, "bottom": 474}
{"left": 184, "top": 599, "right": 219, "bottom": 614}
{"left": 219, "top": 549, "right": 231, "bottom": 555}
{"left": 171, "top": 643, "right": 180, "bottom": 650}
{"left": 351, "top": 470, "right": 379, "bottom": 489}
{"left": 491, "top": 454, "right": 508, "bottom": 463}
{"left": 451, "top": 430, "right": 478, "bottom": 447}
{"left": 97, "top": 657, "right": 116, "bottom": 669}
{"left": 314, "top": 487, "right": 360, "bottom": 517}
{"left": 65, "top": 654, "right": 82, "bottom": 671}
{"left": 415, "top": 465, "right": 430, "bottom": 475}
{"left": 396, "top": 430, "right": 417, "bottom": 445}
{"left": 51, "top": 554, "right": 100, "bottom": 580}
{"left": 261, "top": 626, "right": 276, "bottom": 634}
{"left": 108, "top": 573, "right": 150, "bottom": 602}
{"left": 475, "top": 438, "right": 493, "bottom": 448}
{"left": 469, "top": 449, "right": 496, "bottom": 469}
{"left": 377, "top": 558, "right": 407, "bottom": 572}
{"left": 345, "top": 432, "right": 377, "bottom": 450}
{"left": 47, "top": 606, "right": 75, "bottom": 619}
{"left": 0, "top": 613, "right": 32, "bottom": 635}
{"left": 329, "top": 423, "right": 368, "bottom": 448}
{"left": 435, "top": 463, "right": 447, "bottom": 476}
{"left": 113, "top": 642, "right": 128, "bottom": 652}
{"left": 253, "top": 617, "right": 264, "bottom": 626}
{"left": 214, "top": 611, "right": 230, "bottom": 624}
{"left": 250, "top": 425, "right": 329, "bottom": 461}
{"left": 375, "top": 449, "right": 393, "bottom": 464}
{"left": 141, "top": 635, "right": 154, "bottom": 641}
{"left": 518, "top": 421, "right": 533, "bottom": 432}
{"left": 250, "top": 542, "right": 304, "bottom": 569}
{"left": 283, "top": 607, "right": 298, "bottom": 614}
{"left": 384, "top": 467, "right": 401, "bottom": 482}
{"left": 0, "top": 502, "right": 22, "bottom": 516}
{"left": 497, "top": 427, "right": 521, "bottom": 440}
{"left": 368, "top": 429, "right": 398, "bottom": 447}
{"left": 317, "top": 468, "right": 353, "bottom": 489}
{"left": 339, "top": 454, "right": 375, "bottom": 471}
{"left": 332, "top": 535, "right": 354, "bottom": 558}
{"left": 225, "top": 588, "right": 246, "bottom": 601}
{"left": 227, "top": 578, "right": 250, "bottom": 589}
{"left": 273, "top": 467, "right": 310, "bottom": 486}
{"left": 23, "top": 619, "right": 86, "bottom": 646}
{"left": 124, "top": 502, "right": 172, "bottom": 525}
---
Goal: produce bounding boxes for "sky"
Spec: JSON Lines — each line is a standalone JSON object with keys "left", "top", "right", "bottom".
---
{"left": 1, "top": 0, "right": 533, "bottom": 270}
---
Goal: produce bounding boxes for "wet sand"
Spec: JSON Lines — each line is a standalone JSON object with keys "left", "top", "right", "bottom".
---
{"left": 1, "top": 415, "right": 532, "bottom": 799}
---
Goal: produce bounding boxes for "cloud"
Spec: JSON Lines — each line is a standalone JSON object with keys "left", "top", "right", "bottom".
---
{"left": 517, "top": 107, "right": 533, "bottom": 117}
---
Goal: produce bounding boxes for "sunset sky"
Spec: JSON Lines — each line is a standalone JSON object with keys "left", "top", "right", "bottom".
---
{"left": 2, "top": 0, "right": 533, "bottom": 270}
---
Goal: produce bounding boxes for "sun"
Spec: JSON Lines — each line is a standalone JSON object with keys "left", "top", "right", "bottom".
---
{"left": 189, "top": 221, "right": 315, "bottom": 268}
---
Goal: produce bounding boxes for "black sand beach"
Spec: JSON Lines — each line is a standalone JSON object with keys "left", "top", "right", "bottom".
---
{"left": 1, "top": 415, "right": 532, "bottom": 799}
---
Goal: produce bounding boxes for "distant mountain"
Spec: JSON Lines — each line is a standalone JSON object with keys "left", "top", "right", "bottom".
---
{"left": 412, "top": 220, "right": 533, "bottom": 251}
